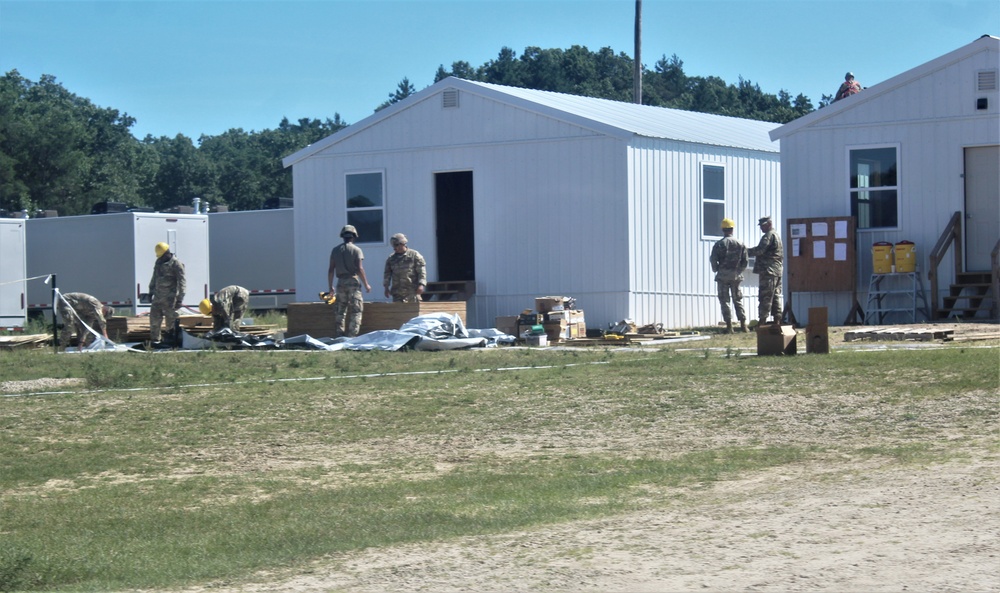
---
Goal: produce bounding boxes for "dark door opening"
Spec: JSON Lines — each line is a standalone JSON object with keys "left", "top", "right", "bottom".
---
{"left": 434, "top": 171, "right": 475, "bottom": 281}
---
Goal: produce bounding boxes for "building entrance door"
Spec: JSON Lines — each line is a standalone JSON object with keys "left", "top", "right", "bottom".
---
{"left": 964, "top": 145, "right": 999, "bottom": 271}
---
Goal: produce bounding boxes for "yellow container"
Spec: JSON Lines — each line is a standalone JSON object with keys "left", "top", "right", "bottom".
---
{"left": 872, "top": 242, "right": 894, "bottom": 274}
{"left": 894, "top": 241, "right": 917, "bottom": 273}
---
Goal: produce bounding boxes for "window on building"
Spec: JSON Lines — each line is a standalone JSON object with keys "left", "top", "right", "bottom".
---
{"left": 345, "top": 172, "right": 384, "bottom": 243}
{"left": 702, "top": 164, "right": 726, "bottom": 238}
{"left": 850, "top": 146, "right": 898, "bottom": 229}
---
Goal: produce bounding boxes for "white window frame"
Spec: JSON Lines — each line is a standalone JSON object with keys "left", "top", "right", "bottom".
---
{"left": 701, "top": 162, "right": 727, "bottom": 239}
{"left": 847, "top": 143, "right": 900, "bottom": 231}
{"left": 344, "top": 170, "right": 386, "bottom": 244}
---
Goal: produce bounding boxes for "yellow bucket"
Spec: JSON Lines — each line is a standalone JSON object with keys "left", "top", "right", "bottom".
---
{"left": 872, "top": 242, "right": 894, "bottom": 274}
{"left": 894, "top": 241, "right": 917, "bottom": 273}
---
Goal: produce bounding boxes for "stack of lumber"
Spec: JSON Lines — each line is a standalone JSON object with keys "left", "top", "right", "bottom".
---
{"left": 286, "top": 301, "right": 467, "bottom": 339}
{"left": 0, "top": 334, "right": 51, "bottom": 350}
{"left": 843, "top": 326, "right": 954, "bottom": 342}
{"left": 107, "top": 315, "right": 276, "bottom": 342}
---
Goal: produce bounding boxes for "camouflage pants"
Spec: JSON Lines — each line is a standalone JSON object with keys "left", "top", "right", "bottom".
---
{"left": 390, "top": 288, "right": 420, "bottom": 303}
{"left": 334, "top": 276, "right": 364, "bottom": 337}
{"left": 716, "top": 278, "right": 746, "bottom": 324}
{"left": 757, "top": 274, "right": 783, "bottom": 324}
{"left": 149, "top": 295, "right": 179, "bottom": 342}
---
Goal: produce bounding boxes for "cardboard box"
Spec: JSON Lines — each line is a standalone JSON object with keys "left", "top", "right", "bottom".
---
{"left": 542, "top": 321, "right": 570, "bottom": 343}
{"left": 808, "top": 307, "right": 829, "bottom": 327}
{"left": 805, "top": 325, "right": 830, "bottom": 354}
{"left": 495, "top": 315, "right": 518, "bottom": 337}
{"left": 756, "top": 324, "right": 797, "bottom": 356}
{"left": 545, "top": 310, "right": 570, "bottom": 322}
{"left": 569, "top": 321, "right": 587, "bottom": 339}
{"left": 535, "top": 296, "right": 568, "bottom": 313}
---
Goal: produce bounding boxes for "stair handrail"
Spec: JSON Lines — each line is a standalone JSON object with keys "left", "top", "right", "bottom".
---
{"left": 927, "top": 211, "right": 963, "bottom": 320}
{"left": 992, "top": 239, "right": 1000, "bottom": 320}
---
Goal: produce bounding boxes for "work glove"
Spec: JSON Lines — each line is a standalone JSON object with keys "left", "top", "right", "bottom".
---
{"left": 173, "top": 298, "right": 183, "bottom": 310}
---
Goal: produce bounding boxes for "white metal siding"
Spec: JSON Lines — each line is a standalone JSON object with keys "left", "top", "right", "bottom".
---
{"left": 209, "top": 209, "right": 296, "bottom": 308}
{"left": 628, "top": 138, "right": 781, "bottom": 328}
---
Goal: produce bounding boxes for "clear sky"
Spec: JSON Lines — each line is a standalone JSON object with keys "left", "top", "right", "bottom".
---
{"left": 2, "top": 0, "right": 996, "bottom": 141}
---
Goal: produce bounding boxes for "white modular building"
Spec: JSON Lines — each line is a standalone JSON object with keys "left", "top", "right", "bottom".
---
{"left": 283, "top": 78, "right": 781, "bottom": 330}
{"left": 27, "top": 212, "right": 210, "bottom": 316}
{"left": 0, "top": 218, "right": 27, "bottom": 327}
{"left": 208, "top": 208, "right": 296, "bottom": 310}
{"left": 770, "top": 35, "right": 999, "bottom": 324}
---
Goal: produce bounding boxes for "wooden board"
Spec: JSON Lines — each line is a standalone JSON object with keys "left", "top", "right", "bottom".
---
{"left": 286, "top": 301, "right": 467, "bottom": 339}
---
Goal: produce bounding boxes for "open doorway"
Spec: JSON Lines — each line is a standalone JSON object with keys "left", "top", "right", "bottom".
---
{"left": 434, "top": 171, "right": 475, "bottom": 281}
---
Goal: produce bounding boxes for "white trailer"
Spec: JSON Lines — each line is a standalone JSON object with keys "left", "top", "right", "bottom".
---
{"left": 208, "top": 208, "right": 295, "bottom": 310}
{"left": 27, "top": 212, "right": 210, "bottom": 316}
{"left": 0, "top": 218, "right": 27, "bottom": 328}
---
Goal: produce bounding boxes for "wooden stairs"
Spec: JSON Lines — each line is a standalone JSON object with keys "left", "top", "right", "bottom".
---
{"left": 936, "top": 271, "right": 994, "bottom": 319}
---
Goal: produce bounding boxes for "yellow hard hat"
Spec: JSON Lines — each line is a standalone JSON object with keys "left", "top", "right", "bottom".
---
{"left": 155, "top": 242, "right": 170, "bottom": 257}
{"left": 721, "top": 218, "right": 735, "bottom": 229}
{"left": 199, "top": 299, "right": 213, "bottom": 315}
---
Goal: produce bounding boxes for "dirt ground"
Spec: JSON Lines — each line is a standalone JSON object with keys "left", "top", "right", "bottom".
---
{"left": 163, "top": 322, "right": 999, "bottom": 593}
{"left": 181, "top": 458, "right": 998, "bottom": 593}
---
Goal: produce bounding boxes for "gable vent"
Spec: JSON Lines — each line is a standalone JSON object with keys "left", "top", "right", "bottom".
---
{"left": 978, "top": 69, "right": 998, "bottom": 91}
{"left": 442, "top": 89, "right": 459, "bottom": 108}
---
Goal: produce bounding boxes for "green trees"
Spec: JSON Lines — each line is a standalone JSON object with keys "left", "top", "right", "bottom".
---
{"left": 0, "top": 70, "right": 145, "bottom": 216}
{"left": 0, "top": 70, "right": 347, "bottom": 215}
{"left": 434, "top": 46, "right": 815, "bottom": 123}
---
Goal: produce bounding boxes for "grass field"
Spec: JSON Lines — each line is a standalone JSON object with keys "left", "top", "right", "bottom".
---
{"left": 1, "top": 337, "right": 998, "bottom": 592}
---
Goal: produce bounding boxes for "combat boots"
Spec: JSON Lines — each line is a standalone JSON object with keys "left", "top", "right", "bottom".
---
{"left": 740, "top": 320, "right": 749, "bottom": 333}
{"left": 725, "top": 321, "right": 734, "bottom": 334}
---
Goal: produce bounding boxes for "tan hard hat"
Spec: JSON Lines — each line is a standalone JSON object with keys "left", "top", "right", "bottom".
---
{"left": 390, "top": 233, "right": 407, "bottom": 246}
{"left": 340, "top": 224, "right": 358, "bottom": 239}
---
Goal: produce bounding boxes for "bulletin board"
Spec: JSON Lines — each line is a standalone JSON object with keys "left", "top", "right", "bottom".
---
{"left": 787, "top": 216, "right": 856, "bottom": 293}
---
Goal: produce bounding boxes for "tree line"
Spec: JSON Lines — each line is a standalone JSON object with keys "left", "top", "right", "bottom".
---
{"left": 1, "top": 45, "right": 821, "bottom": 217}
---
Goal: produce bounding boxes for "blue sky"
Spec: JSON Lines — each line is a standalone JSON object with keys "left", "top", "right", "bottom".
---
{"left": 2, "top": 0, "right": 996, "bottom": 141}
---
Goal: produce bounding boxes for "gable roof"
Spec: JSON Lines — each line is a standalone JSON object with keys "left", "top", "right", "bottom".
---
{"left": 283, "top": 77, "right": 779, "bottom": 167}
{"left": 770, "top": 35, "right": 1000, "bottom": 141}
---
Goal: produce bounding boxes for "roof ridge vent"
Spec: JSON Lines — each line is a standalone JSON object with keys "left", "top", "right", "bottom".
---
{"left": 442, "top": 89, "right": 459, "bottom": 108}
{"left": 977, "top": 69, "right": 998, "bottom": 91}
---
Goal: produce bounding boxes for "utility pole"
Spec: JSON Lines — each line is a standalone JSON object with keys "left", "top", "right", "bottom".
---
{"left": 634, "top": 0, "right": 642, "bottom": 104}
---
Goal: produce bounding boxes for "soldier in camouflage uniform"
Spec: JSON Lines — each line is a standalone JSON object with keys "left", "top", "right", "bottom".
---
{"left": 148, "top": 242, "right": 186, "bottom": 343}
{"left": 327, "top": 225, "right": 371, "bottom": 337}
{"left": 201, "top": 285, "right": 250, "bottom": 332}
{"left": 383, "top": 233, "right": 426, "bottom": 303}
{"left": 710, "top": 218, "right": 749, "bottom": 333}
{"left": 747, "top": 216, "right": 784, "bottom": 325}
{"left": 56, "top": 292, "right": 112, "bottom": 347}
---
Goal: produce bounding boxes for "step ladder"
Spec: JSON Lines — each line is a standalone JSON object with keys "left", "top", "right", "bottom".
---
{"left": 864, "top": 272, "right": 931, "bottom": 325}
